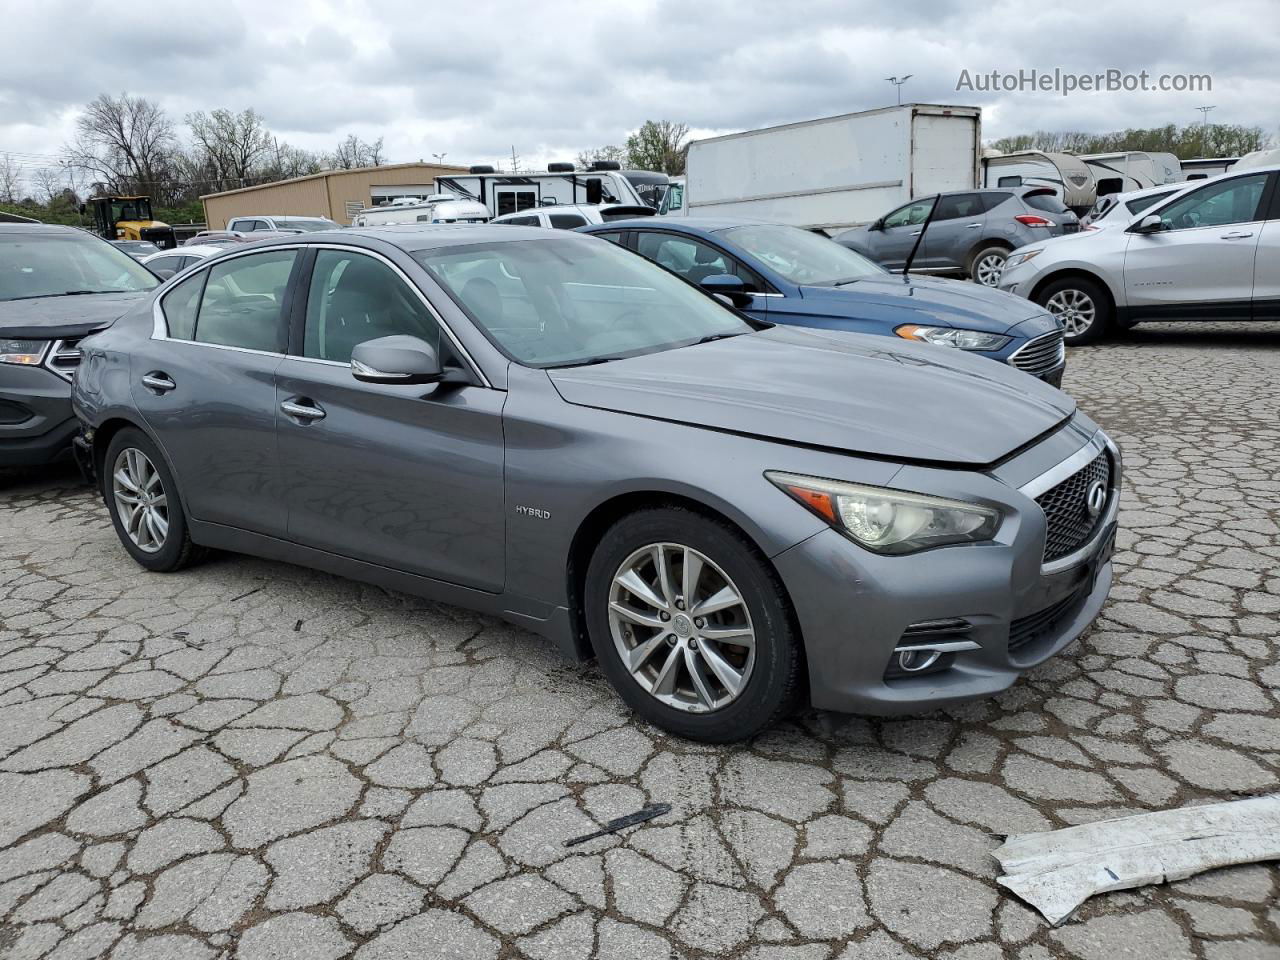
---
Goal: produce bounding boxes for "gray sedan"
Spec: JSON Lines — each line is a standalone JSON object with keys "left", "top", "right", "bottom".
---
{"left": 72, "top": 226, "right": 1119, "bottom": 741}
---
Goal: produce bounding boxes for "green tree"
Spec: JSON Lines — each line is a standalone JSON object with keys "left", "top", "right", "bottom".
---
{"left": 625, "top": 121, "right": 690, "bottom": 175}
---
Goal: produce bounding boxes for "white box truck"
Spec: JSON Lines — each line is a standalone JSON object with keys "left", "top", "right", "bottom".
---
{"left": 665, "top": 104, "right": 981, "bottom": 233}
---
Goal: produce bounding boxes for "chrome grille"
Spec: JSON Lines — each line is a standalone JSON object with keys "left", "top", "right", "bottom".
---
{"left": 1036, "top": 450, "right": 1111, "bottom": 562}
{"left": 44, "top": 338, "right": 82, "bottom": 381}
{"left": 1008, "top": 330, "right": 1065, "bottom": 377}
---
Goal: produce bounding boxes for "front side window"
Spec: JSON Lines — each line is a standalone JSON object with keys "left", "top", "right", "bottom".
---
{"left": 1126, "top": 192, "right": 1175, "bottom": 215}
{"left": 194, "top": 250, "right": 296, "bottom": 352}
{"left": 719, "top": 224, "right": 884, "bottom": 286}
{"left": 416, "top": 236, "right": 753, "bottom": 368}
{"left": 304, "top": 251, "right": 441, "bottom": 364}
{"left": 0, "top": 232, "right": 159, "bottom": 302}
{"left": 883, "top": 200, "right": 933, "bottom": 228}
{"left": 634, "top": 232, "right": 742, "bottom": 285}
{"left": 1156, "top": 174, "right": 1268, "bottom": 231}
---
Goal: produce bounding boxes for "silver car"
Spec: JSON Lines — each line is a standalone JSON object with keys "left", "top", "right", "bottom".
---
{"left": 73, "top": 226, "right": 1119, "bottom": 741}
{"left": 837, "top": 188, "right": 1080, "bottom": 286}
{"left": 1000, "top": 164, "right": 1280, "bottom": 343}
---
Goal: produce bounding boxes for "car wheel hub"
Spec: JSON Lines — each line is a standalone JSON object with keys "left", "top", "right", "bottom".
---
{"left": 1046, "top": 289, "right": 1096, "bottom": 336}
{"left": 111, "top": 447, "right": 169, "bottom": 554}
{"left": 607, "top": 542, "right": 756, "bottom": 714}
{"left": 976, "top": 253, "right": 1005, "bottom": 286}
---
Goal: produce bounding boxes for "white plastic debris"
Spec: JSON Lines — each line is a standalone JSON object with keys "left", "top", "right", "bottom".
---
{"left": 993, "top": 794, "right": 1280, "bottom": 925}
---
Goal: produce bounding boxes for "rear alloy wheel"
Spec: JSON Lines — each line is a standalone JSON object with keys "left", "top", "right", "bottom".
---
{"left": 585, "top": 507, "right": 802, "bottom": 742}
{"left": 968, "top": 245, "right": 1009, "bottom": 286}
{"left": 103, "top": 427, "right": 202, "bottom": 573}
{"left": 1036, "top": 276, "right": 1112, "bottom": 345}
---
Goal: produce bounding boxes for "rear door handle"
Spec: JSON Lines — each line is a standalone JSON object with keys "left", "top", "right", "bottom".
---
{"left": 910, "top": 231, "right": 922, "bottom": 237}
{"left": 280, "top": 398, "right": 326, "bottom": 422}
{"left": 141, "top": 372, "right": 175, "bottom": 393}
{"left": 1221, "top": 231, "right": 1254, "bottom": 239}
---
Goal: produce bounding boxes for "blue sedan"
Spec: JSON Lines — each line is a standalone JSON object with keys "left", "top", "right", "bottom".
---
{"left": 579, "top": 218, "right": 1066, "bottom": 386}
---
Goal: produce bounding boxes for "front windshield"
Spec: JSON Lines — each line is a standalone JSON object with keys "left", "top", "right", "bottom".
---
{"left": 279, "top": 219, "right": 338, "bottom": 232}
{"left": 415, "top": 236, "right": 754, "bottom": 367}
{"left": 719, "top": 224, "right": 885, "bottom": 285}
{"left": 0, "top": 233, "right": 160, "bottom": 302}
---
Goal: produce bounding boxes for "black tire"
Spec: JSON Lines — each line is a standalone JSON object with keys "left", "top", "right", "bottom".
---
{"left": 102, "top": 427, "right": 202, "bottom": 573}
{"left": 967, "top": 244, "right": 1010, "bottom": 287}
{"left": 584, "top": 507, "right": 803, "bottom": 742}
{"left": 1035, "top": 275, "right": 1113, "bottom": 345}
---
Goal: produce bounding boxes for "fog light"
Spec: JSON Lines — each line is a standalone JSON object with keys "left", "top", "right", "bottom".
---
{"left": 897, "top": 648, "right": 943, "bottom": 673}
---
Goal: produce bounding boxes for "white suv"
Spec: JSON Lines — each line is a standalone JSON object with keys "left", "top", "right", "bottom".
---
{"left": 999, "top": 165, "right": 1279, "bottom": 344}
{"left": 489, "top": 203, "right": 654, "bottom": 230}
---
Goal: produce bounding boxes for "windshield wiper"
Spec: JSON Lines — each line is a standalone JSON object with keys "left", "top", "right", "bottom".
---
{"left": 4, "top": 290, "right": 129, "bottom": 301}
{"left": 694, "top": 332, "right": 744, "bottom": 344}
{"left": 540, "top": 356, "right": 623, "bottom": 369}
{"left": 832, "top": 277, "right": 865, "bottom": 287}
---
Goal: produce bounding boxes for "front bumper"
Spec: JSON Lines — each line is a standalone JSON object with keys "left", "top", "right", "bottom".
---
{"left": 774, "top": 433, "right": 1119, "bottom": 715}
{"left": 0, "top": 363, "right": 77, "bottom": 467}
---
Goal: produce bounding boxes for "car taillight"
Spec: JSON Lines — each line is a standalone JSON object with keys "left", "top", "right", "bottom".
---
{"left": 1014, "top": 215, "right": 1054, "bottom": 227}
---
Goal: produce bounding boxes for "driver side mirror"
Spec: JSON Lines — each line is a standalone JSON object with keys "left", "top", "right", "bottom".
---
{"left": 699, "top": 273, "right": 753, "bottom": 308}
{"left": 1130, "top": 213, "right": 1166, "bottom": 235}
{"left": 869, "top": 218, "right": 884, "bottom": 231}
{"left": 351, "top": 335, "right": 443, "bottom": 385}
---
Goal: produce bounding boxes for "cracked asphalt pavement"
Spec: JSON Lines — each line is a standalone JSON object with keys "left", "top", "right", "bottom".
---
{"left": 1, "top": 323, "right": 1278, "bottom": 960}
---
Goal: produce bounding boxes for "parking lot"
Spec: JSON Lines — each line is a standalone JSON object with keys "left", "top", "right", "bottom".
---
{"left": 1, "top": 324, "right": 1278, "bottom": 960}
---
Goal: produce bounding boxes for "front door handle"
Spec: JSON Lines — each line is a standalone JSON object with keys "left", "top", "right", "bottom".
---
{"left": 141, "top": 372, "right": 176, "bottom": 393}
{"left": 1220, "top": 231, "right": 1254, "bottom": 240}
{"left": 966, "top": 222, "right": 982, "bottom": 228}
{"left": 910, "top": 231, "right": 922, "bottom": 237}
{"left": 280, "top": 398, "right": 326, "bottom": 422}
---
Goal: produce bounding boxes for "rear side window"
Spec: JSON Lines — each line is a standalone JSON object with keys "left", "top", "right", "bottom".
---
{"left": 195, "top": 251, "right": 296, "bottom": 352}
{"left": 591, "top": 231, "right": 625, "bottom": 245}
{"left": 160, "top": 272, "right": 206, "bottom": 340}
{"left": 977, "top": 192, "right": 1013, "bottom": 213}
{"left": 1023, "top": 193, "right": 1070, "bottom": 214}
{"left": 932, "top": 193, "right": 984, "bottom": 221}
{"left": 549, "top": 214, "right": 589, "bottom": 230}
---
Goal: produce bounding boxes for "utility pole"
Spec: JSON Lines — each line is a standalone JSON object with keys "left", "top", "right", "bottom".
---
{"left": 510, "top": 146, "right": 520, "bottom": 173}
{"left": 1195, "top": 105, "right": 1216, "bottom": 156}
{"left": 886, "top": 75, "right": 913, "bottom": 106}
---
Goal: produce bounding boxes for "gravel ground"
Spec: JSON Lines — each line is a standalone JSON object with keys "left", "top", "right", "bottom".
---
{"left": 1, "top": 323, "right": 1278, "bottom": 960}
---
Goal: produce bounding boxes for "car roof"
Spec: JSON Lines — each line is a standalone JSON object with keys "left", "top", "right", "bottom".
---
{"left": 582, "top": 216, "right": 771, "bottom": 233}
{"left": 229, "top": 223, "right": 570, "bottom": 253}
{"left": 0, "top": 223, "right": 84, "bottom": 237}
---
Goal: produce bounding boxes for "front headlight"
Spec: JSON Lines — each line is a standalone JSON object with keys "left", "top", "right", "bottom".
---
{"left": 894, "top": 325, "right": 1011, "bottom": 352}
{"left": 0, "top": 339, "right": 49, "bottom": 366}
{"left": 1003, "top": 249, "right": 1043, "bottom": 269}
{"left": 767, "top": 472, "right": 1001, "bottom": 555}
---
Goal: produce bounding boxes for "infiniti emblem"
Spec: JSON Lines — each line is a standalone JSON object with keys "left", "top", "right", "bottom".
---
{"left": 1084, "top": 479, "right": 1107, "bottom": 518}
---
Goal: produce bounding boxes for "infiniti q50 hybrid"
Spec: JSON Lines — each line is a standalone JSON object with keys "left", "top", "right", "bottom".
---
{"left": 72, "top": 226, "right": 1119, "bottom": 741}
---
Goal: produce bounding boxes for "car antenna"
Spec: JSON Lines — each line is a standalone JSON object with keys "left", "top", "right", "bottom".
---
{"left": 901, "top": 194, "right": 939, "bottom": 280}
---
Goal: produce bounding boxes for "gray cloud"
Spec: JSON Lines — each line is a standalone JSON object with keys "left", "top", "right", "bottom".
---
{"left": 0, "top": 0, "right": 1273, "bottom": 181}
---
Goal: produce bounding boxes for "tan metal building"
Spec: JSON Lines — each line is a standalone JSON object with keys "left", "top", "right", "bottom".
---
{"left": 201, "top": 161, "right": 470, "bottom": 228}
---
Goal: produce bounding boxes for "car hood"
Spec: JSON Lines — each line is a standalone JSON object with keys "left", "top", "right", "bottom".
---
{"left": 548, "top": 326, "right": 1075, "bottom": 466}
{"left": 798, "top": 274, "right": 1048, "bottom": 334}
{"left": 0, "top": 291, "right": 152, "bottom": 340}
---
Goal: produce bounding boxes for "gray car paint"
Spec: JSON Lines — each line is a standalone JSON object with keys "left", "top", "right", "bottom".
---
{"left": 73, "top": 226, "right": 1118, "bottom": 716}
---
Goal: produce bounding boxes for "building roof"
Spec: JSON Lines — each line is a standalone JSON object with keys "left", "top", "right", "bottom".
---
{"left": 200, "top": 161, "right": 470, "bottom": 201}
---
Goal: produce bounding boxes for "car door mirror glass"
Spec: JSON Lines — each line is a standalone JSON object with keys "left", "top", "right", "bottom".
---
{"left": 351, "top": 335, "right": 443, "bottom": 385}
{"left": 700, "top": 273, "right": 752, "bottom": 307}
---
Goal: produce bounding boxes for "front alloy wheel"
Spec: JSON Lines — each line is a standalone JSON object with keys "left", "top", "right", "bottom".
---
{"left": 1045, "top": 287, "right": 1096, "bottom": 338}
{"left": 973, "top": 250, "right": 1007, "bottom": 286}
{"left": 608, "top": 542, "right": 756, "bottom": 713}
{"left": 112, "top": 448, "right": 169, "bottom": 553}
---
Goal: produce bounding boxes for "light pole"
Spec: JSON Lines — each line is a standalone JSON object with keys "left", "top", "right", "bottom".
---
{"left": 1195, "top": 105, "right": 1215, "bottom": 156}
{"left": 886, "top": 75, "right": 913, "bottom": 106}
{"left": 431, "top": 152, "right": 447, "bottom": 165}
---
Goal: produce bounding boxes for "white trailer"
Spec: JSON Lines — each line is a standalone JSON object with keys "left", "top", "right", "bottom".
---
{"left": 1180, "top": 157, "right": 1238, "bottom": 180}
{"left": 1080, "top": 151, "right": 1183, "bottom": 196}
{"left": 672, "top": 104, "right": 982, "bottom": 232}
{"left": 982, "top": 151, "right": 1096, "bottom": 214}
{"left": 433, "top": 164, "right": 657, "bottom": 219}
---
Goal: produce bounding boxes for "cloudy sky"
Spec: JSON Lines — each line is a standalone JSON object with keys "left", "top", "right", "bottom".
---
{"left": 1, "top": 0, "right": 1276, "bottom": 184}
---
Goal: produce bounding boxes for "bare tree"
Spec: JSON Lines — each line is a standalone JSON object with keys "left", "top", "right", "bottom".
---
{"left": 31, "top": 167, "right": 64, "bottom": 205}
{"left": 67, "top": 93, "right": 177, "bottom": 198}
{"left": 186, "top": 108, "right": 273, "bottom": 192}
{"left": 328, "top": 134, "right": 386, "bottom": 170}
{"left": 0, "top": 153, "right": 22, "bottom": 204}
{"left": 576, "top": 144, "right": 626, "bottom": 169}
{"left": 262, "top": 137, "right": 323, "bottom": 181}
